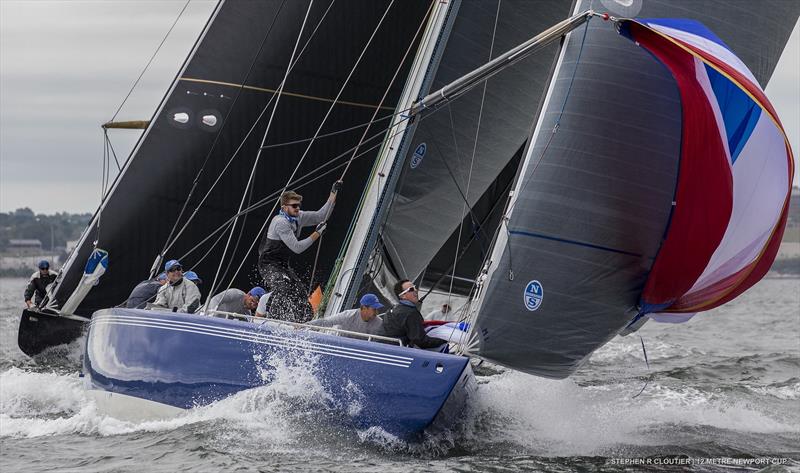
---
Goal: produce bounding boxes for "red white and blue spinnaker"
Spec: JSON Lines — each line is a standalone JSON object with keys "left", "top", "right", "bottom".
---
{"left": 618, "top": 18, "right": 794, "bottom": 321}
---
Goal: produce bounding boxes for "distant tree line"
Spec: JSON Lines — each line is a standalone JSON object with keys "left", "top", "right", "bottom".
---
{"left": 0, "top": 208, "right": 92, "bottom": 251}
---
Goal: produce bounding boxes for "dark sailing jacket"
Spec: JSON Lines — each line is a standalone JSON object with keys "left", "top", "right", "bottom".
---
{"left": 125, "top": 279, "right": 162, "bottom": 309}
{"left": 24, "top": 271, "right": 58, "bottom": 306}
{"left": 382, "top": 301, "right": 447, "bottom": 349}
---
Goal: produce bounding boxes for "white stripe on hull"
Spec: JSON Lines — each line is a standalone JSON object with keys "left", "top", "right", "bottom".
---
{"left": 91, "top": 314, "right": 415, "bottom": 368}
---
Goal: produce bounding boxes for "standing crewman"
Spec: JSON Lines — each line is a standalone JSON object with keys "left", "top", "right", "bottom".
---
{"left": 24, "top": 260, "right": 58, "bottom": 309}
{"left": 257, "top": 181, "right": 341, "bottom": 322}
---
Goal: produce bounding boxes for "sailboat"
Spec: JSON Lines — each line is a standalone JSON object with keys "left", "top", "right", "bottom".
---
{"left": 18, "top": 0, "right": 798, "bottom": 441}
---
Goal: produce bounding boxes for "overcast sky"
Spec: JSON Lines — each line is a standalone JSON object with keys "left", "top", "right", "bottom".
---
{"left": 1, "top": 1, "right": 798, "bottom": 214}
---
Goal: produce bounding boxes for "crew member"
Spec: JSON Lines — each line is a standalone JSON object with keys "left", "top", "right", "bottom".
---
{"left": 206, "top": 287, "right": 265, "bottom": 317}
{"left": 153, "top": 260, "right": 201, "bottom": 313}
{"left": 308, "top": 293, "right": 385, "bottom": 336}
{"left": 257, "top": 181, "right": 341, "bottom": 322}
{"left": 383, "top": 280, "right": 446, "bottom": 350}
{"left": 125, "top": 272, "right": 167, "bottom": 309}
{"left": 24, "top": 260, "right": 58, "bottom": 308}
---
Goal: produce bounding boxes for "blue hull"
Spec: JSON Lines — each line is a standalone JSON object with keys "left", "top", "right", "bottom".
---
{"left": 84, "top": 309, "right": 474, "bottom": 440}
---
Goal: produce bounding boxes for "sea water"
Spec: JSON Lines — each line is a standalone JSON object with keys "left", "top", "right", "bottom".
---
{"left": 1, "top": 276, "right": 798, "bottom": 472}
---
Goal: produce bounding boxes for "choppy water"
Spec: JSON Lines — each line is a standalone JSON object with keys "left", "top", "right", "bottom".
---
{"left": 1, "top": 276, "right": 798, "bottom": 472}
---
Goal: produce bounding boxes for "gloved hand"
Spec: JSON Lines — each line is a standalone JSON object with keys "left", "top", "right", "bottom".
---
{"left": 315, "top": 222, "right": 327, "bottom": 236}
{"left": 331, "top": 180, "right": 343, "bottom": 194}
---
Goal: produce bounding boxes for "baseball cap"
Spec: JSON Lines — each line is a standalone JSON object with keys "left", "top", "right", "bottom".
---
{"left": 164, "top": 259, "right": 182, "bottom": 272}
{"left": 248, "top": 287, "right": 266, "bottom": 298}
{"left": 184, "top": 271, "right": 202, "bottom": 284}
{"left": 359, "top": 293, "right": 384, "bottom": 310}
{"left": 38, "top": 260, "right": 50, "bottom": 269}
{"left": 156, "top": 272, "right": 167, "bottom": 281}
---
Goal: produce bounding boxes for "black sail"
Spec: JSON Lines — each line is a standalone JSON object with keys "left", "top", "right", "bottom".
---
{"left": 473, "top": 0, "right": 800, "bottom": 379}
{"left": 378, "top": 0, "right": 575, "bottom": 286}
{"left": 52, "top": 0, "right": 433, "bottom": 315}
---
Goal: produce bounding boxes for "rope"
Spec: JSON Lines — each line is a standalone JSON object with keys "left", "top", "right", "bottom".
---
{"left": 109, "top": 0, "right": 191, "bottom": 123}
{"left": 207, "top": 0, "right": 316, "bottom": 300}
{"left": 632, "top": 335, "right": 651, "bottom": 398}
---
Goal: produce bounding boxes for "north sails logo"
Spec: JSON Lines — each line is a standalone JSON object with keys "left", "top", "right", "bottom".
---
{"left": 524, "top": 280, "right": 543, "bottom": 311}
{"left": 410, "top": 143, "right": 426, "bottom": 169}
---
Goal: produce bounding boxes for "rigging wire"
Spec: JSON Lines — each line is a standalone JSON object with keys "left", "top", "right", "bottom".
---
{"left": 259, "top": 112, "right": 397, "bottom": 150}
{"left": 105, "top": 132, "right": 122, "bottom": 171}
{"left": 308, "top": 0, "right": 435, "bottom": 295}
{"left": 174, "top": 111, "right": 427, "bottom": 264}
{"left": 444, "top": 0, "right": 501, "bottom": 309}
{"left": 220, "top": 0, "right": 400, "bottom": 294}
{"left": 205, "top": 0, "right": 344, "bottom": 296}
{"left": 109, "top": 0, "right": 191, "bottom": 123}
{"left": 157, "top": 0, "right": 291, "bottom": 267}
{"left": 207, "top": 0, "right": 317, "bottom": 301}
{"left": 181, "top": 93, "right": 455, "bottom": 291}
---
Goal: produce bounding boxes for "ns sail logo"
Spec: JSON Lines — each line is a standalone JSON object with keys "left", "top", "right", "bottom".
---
{"left": 410, "top": 143, "right": 426, "bottom": 169}
{"left": 524, "top": 280, "right": 543, "bottom": 311}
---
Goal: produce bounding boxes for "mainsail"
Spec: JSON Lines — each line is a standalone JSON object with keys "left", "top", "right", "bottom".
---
{"left": 471, "top": 1, "right": 798, "bottom": 379}
{"left": 49, "top": 0, "right": 433, "bottom": 316}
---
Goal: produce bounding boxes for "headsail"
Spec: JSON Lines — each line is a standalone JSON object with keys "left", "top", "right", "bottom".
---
{"left": 341, "top": 0, "right": 577, "bottom": 307}
{"left": 471, "top": 0, "right": 798, "bottom": 379}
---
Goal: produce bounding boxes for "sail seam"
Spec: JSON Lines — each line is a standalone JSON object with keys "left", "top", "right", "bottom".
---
{"left": 179, "top": 77, "right": 395, "bottom": 111}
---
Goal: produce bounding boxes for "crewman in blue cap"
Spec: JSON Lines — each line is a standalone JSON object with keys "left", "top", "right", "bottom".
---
{"left": 153, "top": 259, "right": 201, "bottom": 313}
{"left": 206, "top": 286, "right": 265, "bottom": 316}
{"left": 24, "top": 260, "right": 58, "bottom": 308}
{"left": 307, "top": 293, "right": 385, "bottom": 336}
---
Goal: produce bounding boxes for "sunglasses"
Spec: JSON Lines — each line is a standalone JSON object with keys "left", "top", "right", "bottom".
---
{"left": 399, "top": 285, "right": 417, "bottom": 296}
{"left": 168, "top": 266, "right": 183, "bottom": 273}
{"left": 286, "top": 203, "right": 301, "bottom": 209}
